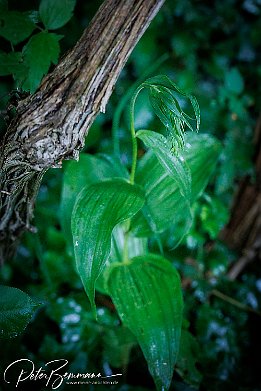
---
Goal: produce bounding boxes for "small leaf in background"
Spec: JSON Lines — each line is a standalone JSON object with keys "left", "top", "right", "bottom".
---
{"left": 107, "top": 254, "right": 183, "bottom": 391}
{"left": 60, "top": 153, "right": 128, "bottom": 245}
{"left": 22, "top": 31, "right": 61, "bottom": 92}
{"left": 0, "top": 52, "right": 27, "bottom": 80}
{"left": 224, "top": 67, "right": 244, "bottom": 95}
{"left": 0, "top": 285, "right": 39, "bottom": 339}
{"left": 136, "top": 129, "right": 191, "bottom": 199}
{"left": 199, "top": 195, "right": 229, "bottom": 239}
{"left": 71, "top": 178, "right": 145, "bottom": 314}
{"left": 0, "top": 11, "right": 36, "bottom": 45}
{"left": 39, "top": 0, "right": 76, "bottom": 30}
{"left": 24, "top": 10, "right": 40, "bottom": 25}
{"left": 103, "top": 326, "right": 137, "bottom": 369}
{"left": 176, "top": 329, "right": 202, "bottom": 388}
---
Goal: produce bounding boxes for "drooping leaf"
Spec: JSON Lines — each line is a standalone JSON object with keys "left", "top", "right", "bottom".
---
{"left": 132, "top": 75, "right": 200, "bottom": 153}
{"left": 144, "top": 75, "right": 200, "bottom": 124}
{"left": 71, "top": 178, "right": 145, "bottom": 313}
{"left": 136, "top": 129, "right": 191, "bottom": 199}
{"left": 149, "top": 86, "right": 187, "bottom": 151}
{"left": 0, "top": 285, "right": 39, "bottom": 339}
{"left": 143, "top": 74, "right": 200, "bottom": 141}
{"left": 60, "top": 153, "right": 128, "bottom": 245}
{"left": 0, "top": 11, "right": 36, "bottom": 45}
{"left": 22, "top": 31, "right": 61, "bottom": 92}
{"left": 39, "top": 0, "right": 76, "bottom": 30}
{"left": 107, "top": 254, "right": 183, "bottom": 391}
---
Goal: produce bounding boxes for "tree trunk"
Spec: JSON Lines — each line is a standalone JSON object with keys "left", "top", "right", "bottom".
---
{"left": 0, "top": 0, "right": 165, "bottom": 263}
{"left": 222, "top": 114, "right": 261, "bottom": 279}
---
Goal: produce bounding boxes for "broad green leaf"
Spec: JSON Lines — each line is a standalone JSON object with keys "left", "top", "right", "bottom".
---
{"left": 39, "top": 0, "right": 76, "bottom": 30}
{"left": 0, "top": 11, "right": 36, "bottom": 45}
{"left": 0, "top": 52, "right": 27, "bottom": 79}
{"left": 71, "top": 178, "right": 145, "bottom": 313}
{"left": 22, "top": 31, "right": 61, "bottom": 92}
{"left": 136, "top": 129, "right": 191, "bottom": 199}
{"left": 107, "top": 254, "right": 183, "bottom": 391}
{"left": 0, "top": 285, "right": 38, "bottom": 339}
{"left": 183, "top": 133, "right": 222, "bottom": 202}
{"left": 60, "top": 153, "right": 128, "bottom": 245}
{"left": 131, "top": 151, "right": 191, "bottom": 240}
{"left": 132, "top": 133, "right": 221, "bottom": 239}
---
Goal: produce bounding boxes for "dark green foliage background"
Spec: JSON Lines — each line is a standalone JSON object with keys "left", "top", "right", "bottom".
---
{"left": 0, "top": 0, "right": 261, "bottom": 390}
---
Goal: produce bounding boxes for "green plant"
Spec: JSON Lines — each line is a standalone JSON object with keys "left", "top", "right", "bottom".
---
{"left": 59, "top": 75, "right": 221, "bottom": 391}
{"left": 1, "top": 1, "right": 260, "bottom": 391}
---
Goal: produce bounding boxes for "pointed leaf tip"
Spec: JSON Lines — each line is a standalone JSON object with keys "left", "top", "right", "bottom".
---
{"left": 71, "top": 178, "right": 145, "bottom": 312}
{"left": 107, "top": 254, "right": 183, "bottom": 391}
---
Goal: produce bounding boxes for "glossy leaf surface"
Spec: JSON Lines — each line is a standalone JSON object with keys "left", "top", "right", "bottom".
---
{"left": 144, "top": 75, "right": 200, "bottom": 145}
{"left": 23, "top": 32, "right": 61, "bottom": 92}
{"left": 132, "top": 133, "right": 221, "bottom": 238}
{"left": 71, "top": 179, "right": 145, "bottom": 313}
{"left": 61, "top": 153, "right": 128, "bottom": 245}
{"left": 136, "top": 129, "right": 191, "bottom": 199}
{"left": 0, "top": 286, "right": 37, "bottom": 339}
{"left": 132, "top": 151, "right": 191, "bottom": 236}
{"left": 39, "top": 0, "right": 76, "bottom": 30}
{"left": 183, "top": 133, "right": 222, "bottom": 202}
{"left": 0, "top": 52, "right": 27, "bottom": 80}
{"left": 0, "top": 11, "right": 35, "bottom": 45}
{"left": 107, "top": 254, "right": 183, "bottom": 391}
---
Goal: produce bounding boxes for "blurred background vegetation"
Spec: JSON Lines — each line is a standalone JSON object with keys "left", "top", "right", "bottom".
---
{"left": 0, "top": 0, "right": 261, "bottom": 390}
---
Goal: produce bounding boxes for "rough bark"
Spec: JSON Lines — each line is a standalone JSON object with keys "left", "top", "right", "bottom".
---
{"left": 222, "top": 114, "right": 261, "bottom": 279}
{"left": 0, "top": 0, "right": 165, "bottom": 263}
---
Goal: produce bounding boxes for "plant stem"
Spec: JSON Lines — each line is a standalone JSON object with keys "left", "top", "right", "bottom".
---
{"left": 129, "top": 85, "right": 144, "bottom": 184}
{"left": 112, "top": 53, "right": 169, "bottom": 156}
{"left": 211, "top": 289, "right": 261, "bottom": 317}
{"left": 123, "top": 229, "right": 129, "bottom": 262}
